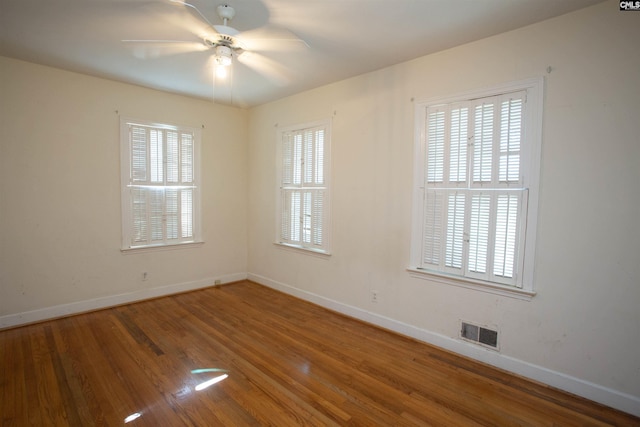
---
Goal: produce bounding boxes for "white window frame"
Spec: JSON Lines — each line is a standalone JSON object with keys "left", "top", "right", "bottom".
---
{"left": 120, "top": 116, "right": 202, "bottom": 251}
{"left": 275, "top": 119, "right": 331, "bottom": 255}
{"left": 409, "top": 78, "right": 543, "bottom": 299}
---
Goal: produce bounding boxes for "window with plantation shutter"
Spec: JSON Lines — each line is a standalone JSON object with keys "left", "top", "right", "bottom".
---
{"left": 411, "top": 79, "right": 542, "bottom": 294}
{"left": 120, "top": 117, "right": 201, "bottom": 250}
{"left": 276, "top": 120, "right": 331, "bottom": 254}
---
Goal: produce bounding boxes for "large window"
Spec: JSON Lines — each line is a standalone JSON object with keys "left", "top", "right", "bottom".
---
{"left": 120, "top": 117, "right": 201, "bottom": 250}
{"left": 276, "top": 120, "right": 331, "bottom": 254}
{"left": 410, "top": 79, "right": 542, "bottom": 294}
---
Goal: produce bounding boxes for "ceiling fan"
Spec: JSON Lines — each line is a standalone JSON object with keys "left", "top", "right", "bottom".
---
{"left": 175, "top": 2, "right": 250, "bottom": 78}
{"left": 124, "top": 1, "right": 308, "bottom": 99}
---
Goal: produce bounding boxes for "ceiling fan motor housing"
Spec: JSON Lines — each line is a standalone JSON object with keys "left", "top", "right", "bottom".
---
{"left": 217, "top": 4, "right": 236, "bottom": 23}
{"left": 202, "top": 4, "right": 243, "bottom": 53}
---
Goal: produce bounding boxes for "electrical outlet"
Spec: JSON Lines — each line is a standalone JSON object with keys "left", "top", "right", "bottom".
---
{"left": 214, "top": 279, "right": 222, "bottom": 285}
{"left": 371, "top": 290, "right": 379, "bottom": 303}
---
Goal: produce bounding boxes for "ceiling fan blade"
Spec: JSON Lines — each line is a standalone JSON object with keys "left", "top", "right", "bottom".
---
{"left": 125, "top": 1, "right": 214, "bottom": 42}
{"left": 237, "top": 52, "right": 291, "bottom": 86}
{"left": 169, "top": 0, "right": 217, "bottom": 37}
{"left": 237, "top": 28, "right": 310, "bottom": 52}
{"left": 168, "top": 0, "right": 216, "bottom": 29}
{"left": 122, "top": 40, "right": 208, "bottom": 59}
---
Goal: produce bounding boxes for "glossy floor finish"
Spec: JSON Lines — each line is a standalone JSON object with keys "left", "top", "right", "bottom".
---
{"left": 1, "top": 281, "right": 638, "bottom": 426}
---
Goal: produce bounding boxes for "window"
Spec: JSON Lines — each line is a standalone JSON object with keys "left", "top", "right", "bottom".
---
{"left": 120, "top": 117, "right": 201, "bottom": 250}
{"left": 276, "top": 120, "right": 331, "bottom": 254}
{"left": 410, "top": 79, "right": 542, "bottom": 294}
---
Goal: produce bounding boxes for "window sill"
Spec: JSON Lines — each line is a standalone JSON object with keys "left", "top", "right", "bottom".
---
{"left": 274, "top": 242, "right": 331, "bottom": 259}
{"left": 121, "top": 241, "right": 204, "bottom": 254}
{"left": 407, "top": 267, "right": 535, "bottom": 301}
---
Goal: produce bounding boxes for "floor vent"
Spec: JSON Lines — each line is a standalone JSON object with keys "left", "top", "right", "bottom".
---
{"left": 461, "top": 322, "right": 498, "bottom": 349}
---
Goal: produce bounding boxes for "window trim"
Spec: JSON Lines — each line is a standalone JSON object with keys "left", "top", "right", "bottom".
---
{"left": 409, "top": 78, "right": 543, "bottom": 296}
{"left": 120, "top": 116, "right": 202, "bottom": 251}
{"left": 275, "top": 119, "right": 332, "bottom": 255}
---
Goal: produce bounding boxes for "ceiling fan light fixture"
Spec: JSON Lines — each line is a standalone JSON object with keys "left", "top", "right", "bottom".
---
{"left": 214, "top": 45, "right": 232, "bottom": 66}
{"left": 215, "top": 64, "right": 228, "bottom": 78}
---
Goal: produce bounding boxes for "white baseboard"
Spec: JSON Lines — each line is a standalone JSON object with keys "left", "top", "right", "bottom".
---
{"left": 248, "top": 273, "right": 640, "bottom": 418}
{"left": 0, "top": 272, "right": 247, "bottom": 330}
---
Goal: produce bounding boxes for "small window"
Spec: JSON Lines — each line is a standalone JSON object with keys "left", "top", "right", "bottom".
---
{"left": 120, "top": 117, "right": 201, "bottom": 250}
{"left": 410, "top": 79, "right": 543, "bottom": 293}
{"left": 276, "top": 120, "right": 331, "bottom": 254}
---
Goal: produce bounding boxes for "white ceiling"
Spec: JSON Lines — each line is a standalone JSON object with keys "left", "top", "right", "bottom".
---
{"left": 0, "top": 0, "right": 603, "bottom": 108}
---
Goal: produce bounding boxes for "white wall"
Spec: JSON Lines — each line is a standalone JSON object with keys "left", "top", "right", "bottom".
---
{"left": 0, "top": 57, "right": 249, "bottom": 326}
{"left": 247, "top": 1, "right": 640, "bottom": 415}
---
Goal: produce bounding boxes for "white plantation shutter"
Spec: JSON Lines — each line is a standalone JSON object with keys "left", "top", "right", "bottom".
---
{"left": 468, "top": 193, "right": 491, "bottom": 275}
{"left": 426, "top": 109, "right": 445, "bottom": 183}
{"left": 150, "top": 130, "right": 163, "bottom": 183}
{"left": 417, "top": 88, "right": 533, "bottom": 288}
{"left": 181, "top": 188, "right": 193, "bottom": 238}
{"left": 493, "top": 191, "right": 526, "bottom": 279}
{"left": 422, "top": 190, "right": 443, "bottom": 266}
{"left": 132, "top": 188, "right": 147, "bottom": 243}
{"left": 312, "top": 190, "right": 324, "bottom": 245}
{"left": 278, "top": 121, "right": 330, "bottom": 253}
{"left": 149, "top": 188, "right": 164, "bottom": 242}
{"left": 449, "top": 107, "right": 468, "bottom": 183}
{"left": 445, "top": 192, "right": 465, "bottom": 271}
{"left": 131, "top": 127, "right": 147, "bottom": 181}
{"left": 121, "top": 118, "right": 201, "bottom": 249}
{"left": 473, "top": 102, "right": 494, "bottom": 183}
{"left": 499, "top": 97, "right": 523, "bottom": 183}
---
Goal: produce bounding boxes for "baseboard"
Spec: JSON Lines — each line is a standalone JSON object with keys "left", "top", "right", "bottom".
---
{"left": 0, "top": 272, "right": 247, "bottom": 330}
{"left": 248, "top": 272, "right": 640, "bottom": 417}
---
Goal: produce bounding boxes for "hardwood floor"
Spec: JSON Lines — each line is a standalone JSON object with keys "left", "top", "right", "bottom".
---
{"left": 1, "top": 280, "right": 638, "bottom": 426}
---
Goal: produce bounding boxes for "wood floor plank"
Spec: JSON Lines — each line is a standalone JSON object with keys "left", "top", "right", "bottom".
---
{"left": 1, "top": 280, "right": 638, "bottom": 426}
{"left": 1, "top": 329, "right": 28, "bottom": 426}
{"left": 29, "top": 326, "right": 69, "bottom": 425}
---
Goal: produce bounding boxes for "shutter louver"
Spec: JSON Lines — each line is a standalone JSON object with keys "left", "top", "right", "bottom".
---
{"left": 132, "top": 188, "right": 147, "bottom": 244}
{"left": 290, "top": 191, "right": 301, "bottom": 242}
{"left": 303, "top": 131, "right": 313, "bottom": 185}
{"left": 468, "top": 193, "right": 490, "bottom": 274}
{"left": 499, "top": 96, "right": 523, "bottom": 183}
{"left": 280, "top": 190, "right": 291, "bottom": 241}
{"left": 494, "top": 193, "right": 520, "bottom": 279}
{"left": 165, "top": 188, "right": 178, "bottom": 240}
{"left": 312, "top": 190, "right": 324, "bottom": 246}
{"left": 293, "top": 134, "right": 302, "bottom": 185}
{"left": 282, "top": 134, "right": 293, "bottom": 186}
{"left": 473, "top": 103, "right": 494, "bottom": 183}
{"left": 449, "top": 107, "right": 468, "bottom": 183}
{"left": 303, "top": 191, "right": 312, "bottom": 243}
{"left": 445, "top": 192, "right": 465, "bottom": 270}
{"left": 427, "top": 110, "right": 445, "bottom": 183}
{"left": 315, "top": 130, "right": 324, "bottom": 185}
{"left": 181, "top": 133, "right": 193, "bottom": 183}
{"left": 422, "top": 190, "right": 443, "bottom": 266}
{"left": 181, "top": 189, "right": 193, "bottom": 238}
{"left": 166, "top": 131, "right": 179, "bottom": 183}
{"left": 150, "top": 189, "right": 164, "bottom": 242}
{"left": 150, "top": 130, "right": 163, "bottom": 183}
{"left": 131, "top": 126, "right": 147, "bottom": 182}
